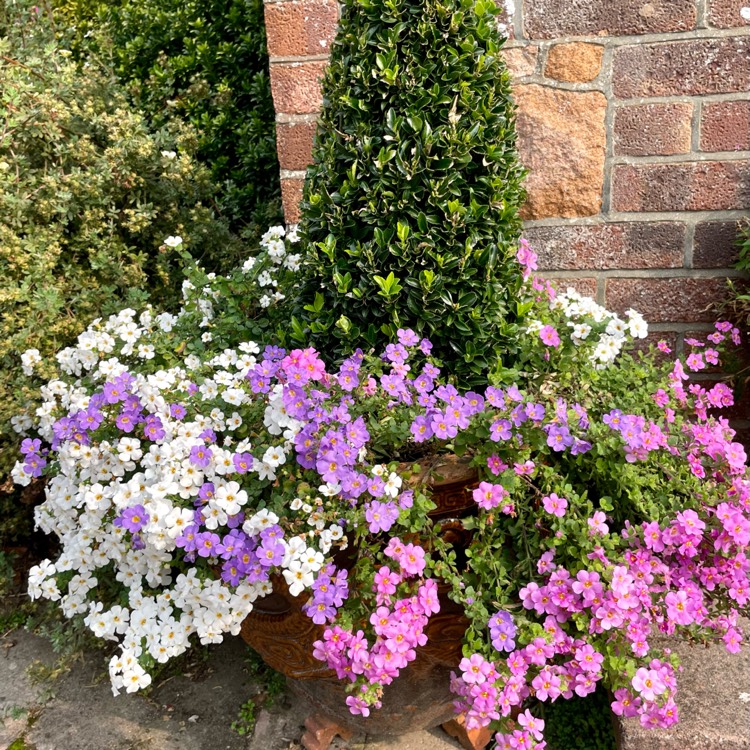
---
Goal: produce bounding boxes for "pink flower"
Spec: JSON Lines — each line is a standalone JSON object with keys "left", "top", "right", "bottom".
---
{"left": 517, "top": 709, "right": 545, "bottom": 741}
{"left": 632, "top": 667, "right": 666, "bottom": 702}
{"left": 460, "top": 653, "right": 493, "bottom": 684}
{"left": 588, "top": 511, "right": 609, "bottom": 536}
{"left": 539, "top": 325, "right": 560, "bottom": 348}
{"left": 542, "top": 493, "right": 568, "bottom": 518}
{"left": 473, "top": 481, "right": 509, "bottom": 511}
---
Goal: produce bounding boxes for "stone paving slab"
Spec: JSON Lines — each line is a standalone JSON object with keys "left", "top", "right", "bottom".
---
{"left": 3, "top": 621, "right": 749, "bottom": 750}
{"left": 616, "top": 625, "right": 750, "bottom": 750}
{"left": 0, "top": 628, "right": 462, "bottom": 750}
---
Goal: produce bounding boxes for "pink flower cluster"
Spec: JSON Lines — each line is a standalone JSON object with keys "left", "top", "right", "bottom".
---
{"left": 452, "top": 615, "right": 611, "bottom": 735}
{"left": 311, "top": 539, "right": 439, "bottom": 716}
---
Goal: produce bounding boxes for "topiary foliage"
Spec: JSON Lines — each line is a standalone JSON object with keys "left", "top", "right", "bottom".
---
{"left": 294, "top": 0, "right": 527, "bottom": 385}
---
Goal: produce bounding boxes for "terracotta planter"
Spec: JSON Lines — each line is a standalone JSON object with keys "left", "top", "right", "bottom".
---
{"left": 240, "top": 456, "right": 484, "bottom": 745}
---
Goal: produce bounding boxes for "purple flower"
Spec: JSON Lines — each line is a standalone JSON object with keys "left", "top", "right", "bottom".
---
{"left": 115, "top": 410, "right": 139, "bottom": 433}
{"left": 143, "top": 415, "right": 165, "bottom": 441}
{"left": 190, "top": 444, "right": 213, "bottom": 468}
{"left": 20, "top": 438, "right": 42, "bottom": 455}
{"left": 485, "top": 386, "right": 505, "bottom": 408}
{"left": 233, "top": 452, "right": 253, "bottom": 474}
{"left": 365, "top": 500, "right": 400, "bottom": 533}
{"left": 257, "top": 538, "right": 285, "bottom": 567}
{"left": 170, "top": 403, "right": 187, "bottom": 420}
{"left": 397, "top": 328, "right": 419, "bottom": 346}
{"left": 546, "top": 424, "right": 574, "bottom": 451}
{"left": 384, "top": 343, "right": 408, "bottom": 364}
{"left": 195, "top": 531, "right": 221, "bottom": 558}
{"left": 115, "top": 504, "right": 149, "bottom": 533}
{"left": 490, "top": 419, "right": 513, "bottom": 442}
{"left": 431, "top": 412, "right": 458, "bottom": 440}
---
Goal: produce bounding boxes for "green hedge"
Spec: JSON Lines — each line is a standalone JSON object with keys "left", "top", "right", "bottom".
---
{"left": 0, "top": 6, "right": 241, "bottom": 491}
{"left": 56, "top": 0, "right": 282, "bottom": 247}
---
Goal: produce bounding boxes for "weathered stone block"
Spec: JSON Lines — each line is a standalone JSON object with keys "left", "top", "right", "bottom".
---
{"left": 613, "top": 38, "right": 750, "bottom": 98}
{"left": 616, "top": 630, "right": 750, "bottom": 750}
{"left": 700, "top": 100, "right": 750, "bottom": 153}
{"left": 524, "top": 0, "right": 696, "bottom": 38}
{"left": 270, "top": 62, "right": 326, "bottom": 115}
{"left": 501, "top": 46, "right": 538, "bottom": 79}
{"left": 612, "top": 161, "right": 750, "bottom": 212}
{"left": 614, "top": 103, "right": 693, "bottom": 156}
{"left": 545, "top": 277, "right": 598, "bottom": 298}
{"left": 281, "top": 177, "right": 305, "bottom": 223}
{"left": 526, "top": 222, "right": 685, "bottom": 270}
{"left": 264, "top": 0, "right": 339, "bottom": 58}
{"left": 544, "top": 42, "right": 604, "bottom": 83}
{"left": 514, "top": 85, "right": 607, "bottom": 220}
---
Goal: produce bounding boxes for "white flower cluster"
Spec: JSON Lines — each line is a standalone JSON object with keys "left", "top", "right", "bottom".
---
{"left": 245, "top": 225, "right": 301, "bottom": 309}
{"left": 24, "top": 345, "right": 339, "bottom": 693}
{"left": 17, "top": 227, "right": 331, "bottom": 695}
{"left": 529, "top": 288, "right": 648, "bottom": 368}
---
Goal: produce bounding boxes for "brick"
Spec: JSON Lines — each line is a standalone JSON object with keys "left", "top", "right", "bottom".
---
{"left": 545, "top": 277, "right": 598, "bottom": 299}
{"left": 524, "top": 0, "right": 696, "bottom": 38}
{"left": 708, "top": 0, "right": 750, "bottom": 28}
{"left": 276, "top": 121, "right": 317, "bottom": 171}
{"left": 526, "top": 222, "right": 685, "bottom": 271}
{"left": 693, "top": 220, "right": 745, "bottom": 268}
{"left": 614, "top": 103, "right": 693, "bottom": 157}
{"left": 281, "top": 177, "right": 305, "bottom": 224}
{"left": 270, "top": 61, "right": 326, "bottom": 115}
{"left": 700, "top": 100, "right": 750, "bottom": 153}
{"left": 605, "top": 277, "right": 728, "bottom": 323}
{"left": 612, "top": 162, "right": 750, "bottom": 213}
{"left": 544, "top": 43, "right": 603, "bottom": 83}
{"left": 613, "top": 38, "right": 750, "bottom": 98}
{"left": 264, "top": 0, "right": 338, "bottom": 58}
{"left": 501, "top": 46, "right": 538, "bottom": 79}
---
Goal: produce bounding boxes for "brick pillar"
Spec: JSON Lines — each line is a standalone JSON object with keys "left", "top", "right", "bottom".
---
{"left": 264, "top": 0, "right": 339, "bottom": 223}
{"left": 263, "top": 0, "right": 750, "bottom": 356}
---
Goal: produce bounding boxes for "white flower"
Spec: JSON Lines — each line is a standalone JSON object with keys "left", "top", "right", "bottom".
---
{"left": 160, "top": 150, "right": 177, "bottom": 159}
{"left": 163, "top": 236, "right": 183, "bottom": 248}
{"left": 262, "top": 445, "right": 286, "bottom": 468}
{"left": 604, "top": 318, "right": 626, "bottom": 339}
{"left": 21, "top": 348, "right": 42, "bottom": 376}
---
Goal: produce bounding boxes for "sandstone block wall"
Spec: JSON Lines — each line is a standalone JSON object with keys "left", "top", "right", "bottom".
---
{"left": 264, "top": 0, "right": 750, "bottom": 350}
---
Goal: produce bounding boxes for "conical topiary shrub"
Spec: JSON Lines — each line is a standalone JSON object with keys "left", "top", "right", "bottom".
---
{"left": 293, "top": 0, "right": 527, "bottom": 385}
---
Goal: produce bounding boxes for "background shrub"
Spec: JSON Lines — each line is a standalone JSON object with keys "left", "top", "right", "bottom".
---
{"left": 293, "top": 0, "right": 527, "bottom": 385}
{"left": 55, "top": 0, "right": 282, "bottom": 244}
{"left": 0, "top": 5, "right": 242, "bottom": 503}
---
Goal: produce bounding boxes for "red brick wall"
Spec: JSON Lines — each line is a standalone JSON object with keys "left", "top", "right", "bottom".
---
{"left": 264, "top": 0, "right": 750, "bottom": 351}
